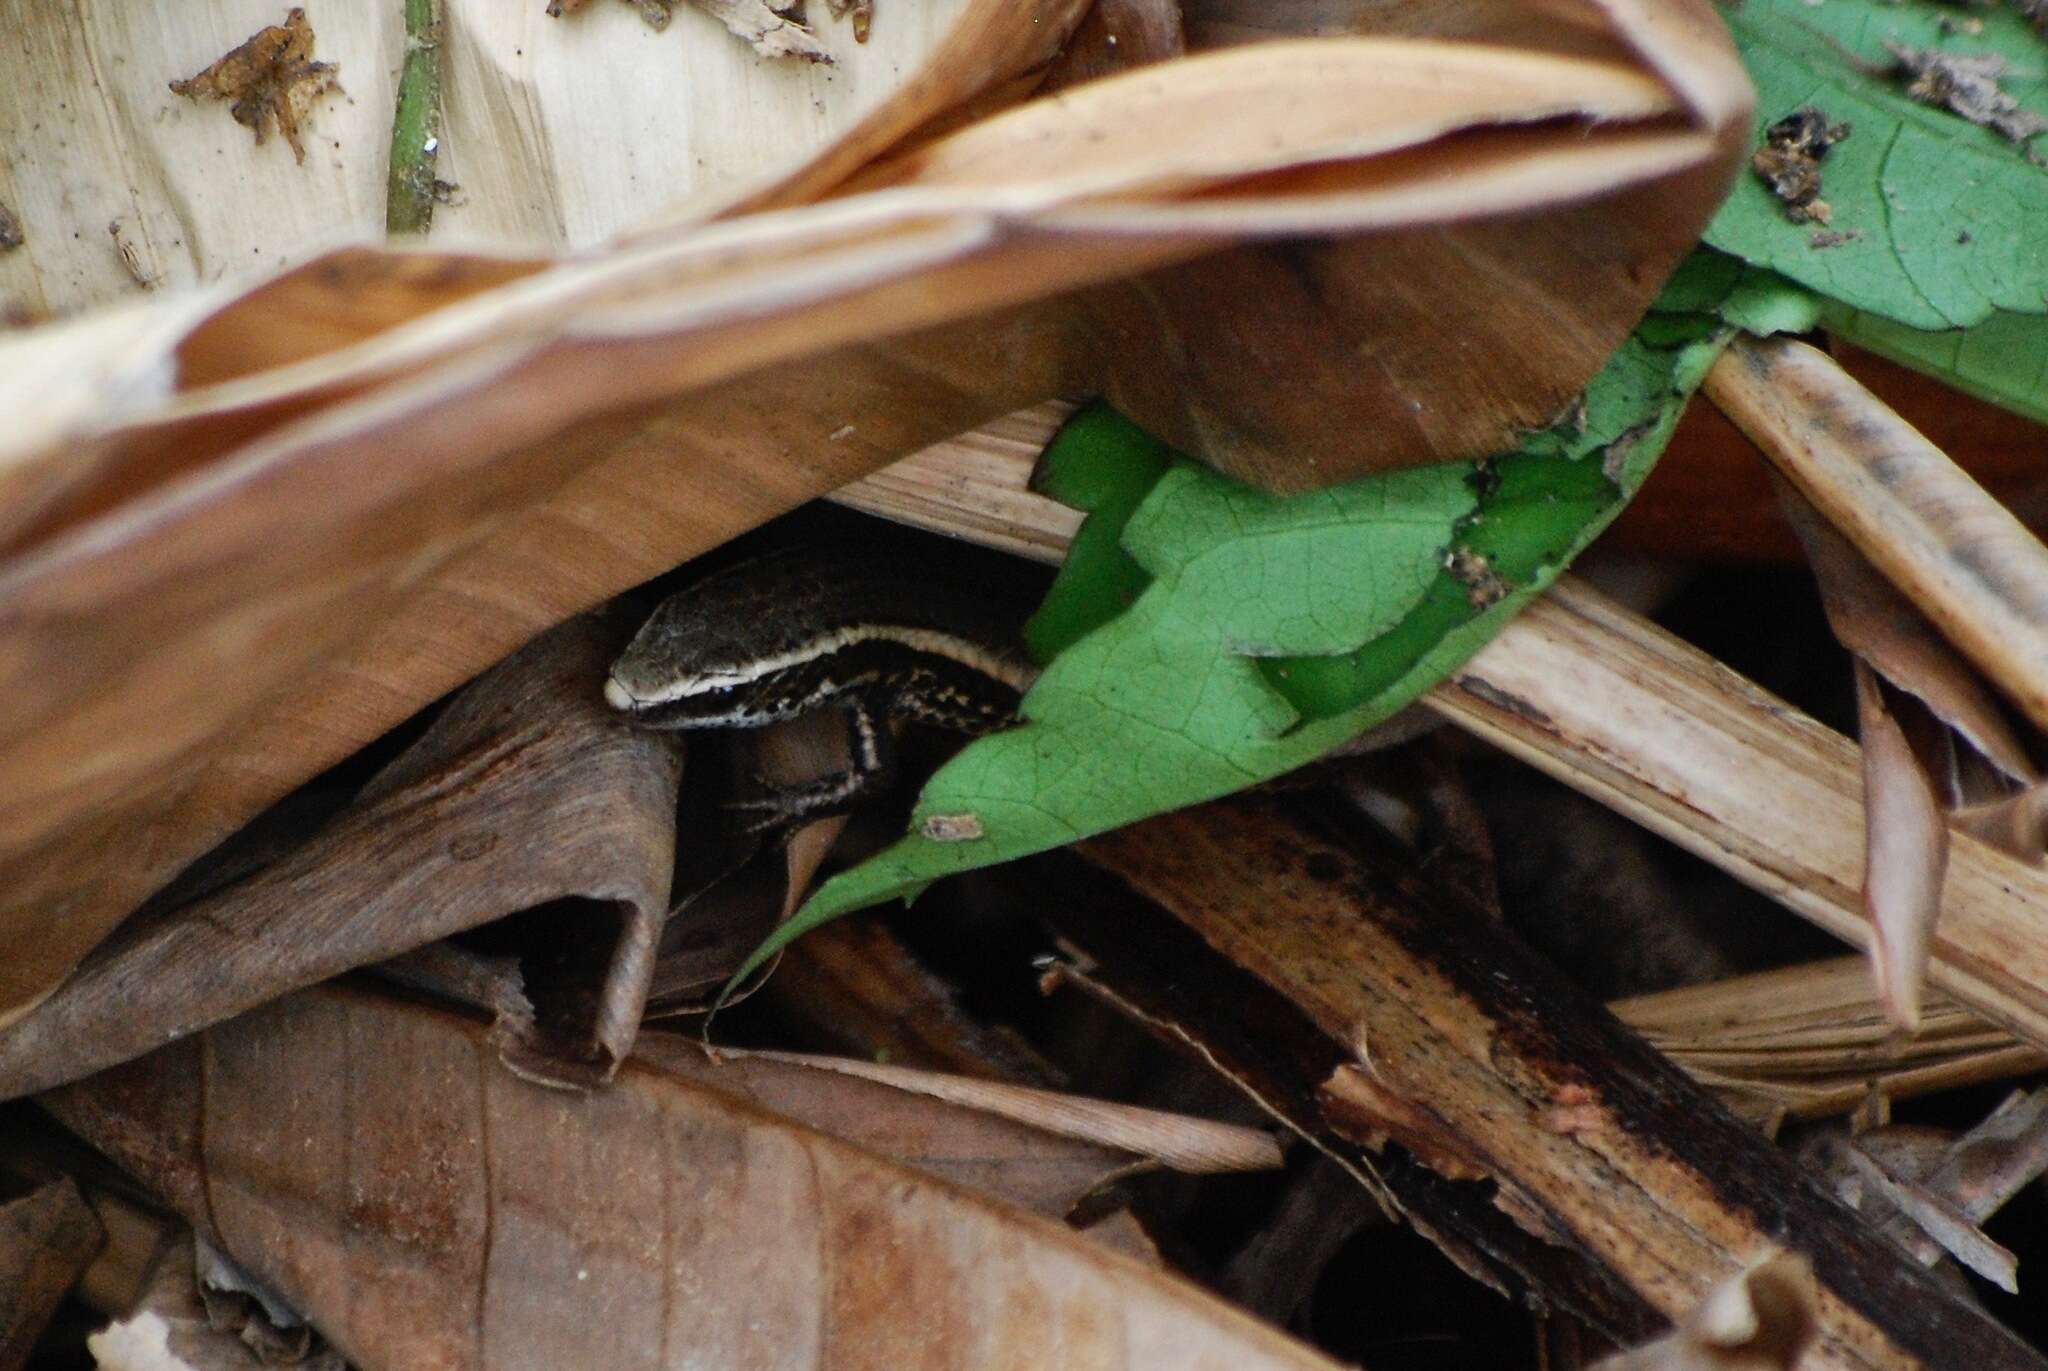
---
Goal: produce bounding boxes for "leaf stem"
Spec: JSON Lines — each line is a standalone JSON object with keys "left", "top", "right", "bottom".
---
{"left": 386, "top": 0, "right": 444, "bottom": 236}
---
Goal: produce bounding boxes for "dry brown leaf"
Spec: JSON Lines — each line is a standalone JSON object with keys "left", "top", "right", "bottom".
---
{"left": 167, "top": 8, "right": 341, "bottom": 166}
{"left": 0, "top": 1177, "right": 104, "bottom": 1370}
{"left": 762, "top": 915, "right": 1067, "bottom": 1082}
{"left": 1708, "top": 338, "right": 2048, "bottom": 738}
{"left": 0, "top": 4, "right": 1749, "bottom": 1029}
{"left": 1855, "top": 662, "right": 1951, "bottom": 1034}
{"left": 44, "top": 983, "right": 1337, "bottom": 1371}
{"left": 0, "top": 613, "right": 683, "bottom": 1100}
{"left": 1771, "top": 462, "right": 2041, "bottom": 1028}
{"left": 1594, "top": 1253, "right": 1818, "bottom": 1371}
{"left": 89, "top": 1236, "right": 345, "bottom": 1371}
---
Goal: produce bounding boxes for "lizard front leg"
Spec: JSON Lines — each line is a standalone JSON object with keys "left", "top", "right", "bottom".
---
{"left": 729, "top": 695, "right": 898, "bottom": 833}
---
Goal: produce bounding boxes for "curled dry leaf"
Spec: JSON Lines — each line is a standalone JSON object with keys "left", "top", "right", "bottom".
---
{"left": 1594, "top": 1253, "right": 1818, "bottom": 1371}
{"left": 0, "top": 1177, "right": 104, "bottom": 1370}
{"left": 4, "top": 0, "right": 1037, "bottom": 312}
{"left": 0, "top": 4, "right": 1749, "bottom": 1027}
{"left": 44, "top": 984, "right": 1333, "bottom": 1371}
{"left": 0, "top": 613, "right": 684, "bottom": 1101}
{"left": 89, "top": 1236, "right": 345, "bottom": 1371}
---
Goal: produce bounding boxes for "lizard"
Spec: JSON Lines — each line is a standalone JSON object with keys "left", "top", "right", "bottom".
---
{"left": 603, "top": 544, "right": 1041, "bottom": 828}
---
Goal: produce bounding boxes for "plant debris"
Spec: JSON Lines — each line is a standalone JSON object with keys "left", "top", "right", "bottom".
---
{"left": 1750, "top": 107, "right": 1851, "bottom": 224}
{"left": 826, "top": 0, "right": 873, "bottom": 43}
{"left": 549, "top": 0, "right": 832, "bottom": 61}
{"left": 0, "top": 206, "right": 21, "bottom": 253}
{"left": 1884, "top": 41, "right": 2048, "bottom": 145}
{"left": 1445, "top": 546, "right": 1512, "bottom": 609}
{"left": 167, "top": 7, "right": 339, "bottom": 164}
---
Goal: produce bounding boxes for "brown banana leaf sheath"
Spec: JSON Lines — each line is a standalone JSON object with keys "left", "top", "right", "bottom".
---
{"left": 0, "top": 613, "right": 683, "bottom": 1100}
{"left": 0, "top": 2, "right": 1751, "bottom": 1022}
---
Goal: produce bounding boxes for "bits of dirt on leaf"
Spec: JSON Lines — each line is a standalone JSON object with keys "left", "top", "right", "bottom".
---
{"left": 1808, "top": 227, "right": 1863, "bottom": 250}
{"left": 920, "top": 812, "right": 985, "bottom": 843}
{"left": 827, "top": 0, "right": 873, "bottom": 42}
{"left": 0, "top": 205, "right": 22, "bottom": 252}
{"left": 1884, "top": 41, "right": 2048, "bottom": 145}
{"left": 1751, "top": 107, "right": 1851, "bottom": 225}
{"left": 168, "top": 7, "right": 340, "bottom": 165}
{"left": 625, "top": 0, "right": 673, "bottom": 30}
{"left": 1601, "top": 421, "right": 1653, "bottom": 487}
{"left": 1444, "top": 548, "right": 1512, "bottom": 611}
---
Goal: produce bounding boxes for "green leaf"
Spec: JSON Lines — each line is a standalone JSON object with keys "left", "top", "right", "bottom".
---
{"left": 1822, "top": 303, "right": 2048, "bottom": 427}
{"left": 1707, "top": 0, "right": 2048, "bottom": 425}
{"left": 1708, "top": 0, "right": 2048, "bottom": 333}
{"left": 1019, "top": 409, "right": 1172, "bottom": 664}
{"left": 720, "top": 272, "right": 1745, "bottom": 997}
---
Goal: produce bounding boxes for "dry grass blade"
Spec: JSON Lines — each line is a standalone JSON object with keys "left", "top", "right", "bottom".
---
{"left": 1846, "top": 1147, "right": 2018, "bottom": 1293}
{"left": 44, "top": 984, "right": 1344, "bottom": 1371}
{"left": 1612, "top": 959, "right": 2048, "bottom": 1124}
{"left": 1439, "top": 584, "right": 2048, "bottom": 1055}
{"left": 724, "top": 1048, "right": 1282, "bottom": 1172}
{"left": 1705, "top": 338, "right": 2048, "bottom": 734}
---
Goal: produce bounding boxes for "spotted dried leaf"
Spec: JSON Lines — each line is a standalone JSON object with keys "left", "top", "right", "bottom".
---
{"left": 167, "top": 7, "right": 339, "bottom": 164}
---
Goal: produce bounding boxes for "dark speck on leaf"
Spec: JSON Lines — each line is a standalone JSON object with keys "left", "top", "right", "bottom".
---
{"left": 1752, "top": 106, "right": 1851, "bottom": 224}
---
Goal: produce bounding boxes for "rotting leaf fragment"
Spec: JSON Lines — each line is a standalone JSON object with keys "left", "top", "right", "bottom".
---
{"left": 1884, "top": 42, "right": 2047, "bottom": 145}
{"left": 1750, "top": 107, "right": 1850, "bottom": 225}
{"left": 168, "top": 7, "right": 339, "bottom": 165}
